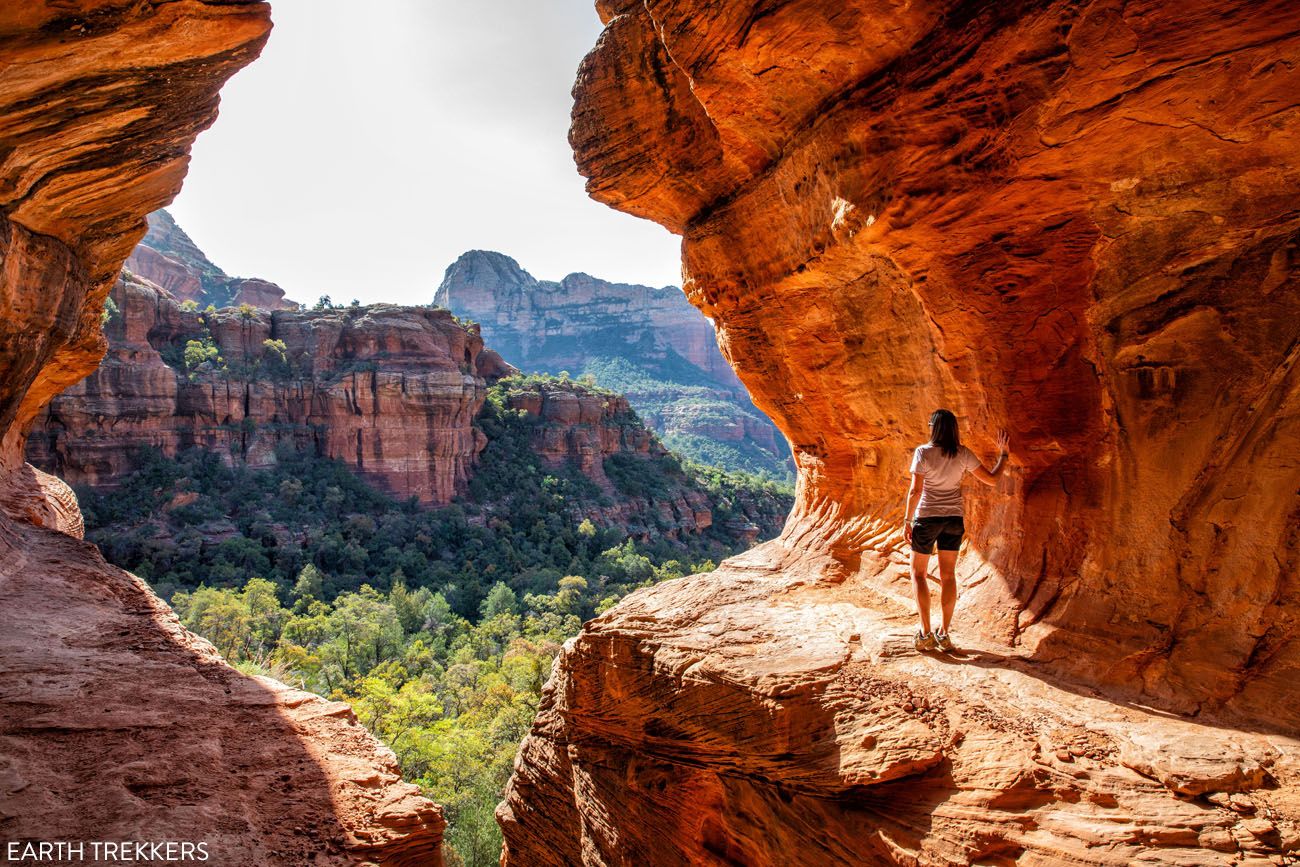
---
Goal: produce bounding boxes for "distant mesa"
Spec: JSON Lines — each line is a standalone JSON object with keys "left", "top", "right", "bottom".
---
{"left": 436, "top": 250, "right": 792, "bottom": 480}
{"left": 435, "top": 250, "right": 733, "bottom": 382}
{"left": 126, "top": 209, "right": 298, "bottom": 311}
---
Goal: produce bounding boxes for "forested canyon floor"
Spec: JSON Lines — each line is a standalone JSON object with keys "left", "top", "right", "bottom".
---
{"left": 22, "top": 243, "right": 789, "bottom": 865}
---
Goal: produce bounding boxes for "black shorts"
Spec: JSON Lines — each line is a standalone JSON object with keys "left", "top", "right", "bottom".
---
{"left": 911, "top": 515, "right": 965, "bottom": 554}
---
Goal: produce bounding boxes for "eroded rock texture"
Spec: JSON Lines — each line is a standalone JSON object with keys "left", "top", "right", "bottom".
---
{"left": 0, "top": 2, "right": 443, "bottom": 861}
{"left": 0, "top": 517, "right": 443, "bottom": 866}
{"left": 28, "top": 276, "right": 493, "bottom": 505}
{"left": 500, "top": 1, "right": 1300, "bottom": 863}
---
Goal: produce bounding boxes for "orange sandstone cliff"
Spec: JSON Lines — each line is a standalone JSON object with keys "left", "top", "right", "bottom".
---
{"left": 27, "top": 275, "right": 495, "bottom": 505}
{"left": 22, "top": 275, "right": 791, "bottom": 539}
{"left": 0, "top": 3, "right": 443, "bottom": 862}
{"left": 498, "top": 1, "right": 1300, "bottom": 863}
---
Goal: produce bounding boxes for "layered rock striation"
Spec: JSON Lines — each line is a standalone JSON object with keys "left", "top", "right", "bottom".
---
{"left": 0, "top": 2, "right": 444, "bottom": 861}
{"left": 28, "top": 276, "right": 495, "bottom": 505}
{"left": 436, "top": 250, "right": 734, "bottom": 382}
{"left": 436, "top": 250, "right": 790, "bottom": 478}
{"left": 26, "top": 272, "right": 789, "bottom": 544}
{"left": 500, "top": 1, "right": 1300, "bottom": 863}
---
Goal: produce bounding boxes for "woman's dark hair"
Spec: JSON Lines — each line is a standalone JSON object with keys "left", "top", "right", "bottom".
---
{"left": 929, "top": 409, "right": 960, "bottom": 458}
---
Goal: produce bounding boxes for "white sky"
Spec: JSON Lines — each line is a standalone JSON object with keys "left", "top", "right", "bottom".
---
{"left": 169, "top": 0, "right": 683, "bottom": 306}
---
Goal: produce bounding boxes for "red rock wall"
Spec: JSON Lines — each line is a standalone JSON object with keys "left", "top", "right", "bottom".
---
{"left": 499, "top": 1, "right": 1300, "bottom": 863}
{"left": 504, "top": 384, "right": 663, "bottom": 484}
{"left": 573, "top": 0, "right": 1300, "bottom": 722}
{"left": 0, "top": 3, "right": 444, "bottom": 861}
{"left": 28, "top": 277, "right": 491, "bottom": 505}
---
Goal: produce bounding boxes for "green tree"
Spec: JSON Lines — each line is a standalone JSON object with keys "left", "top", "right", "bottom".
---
{"left": 182, "top": 337, "right": 221, "bottom": 378}
{"left": 325, "top": 586, "right": 402, "bottom": 679}
{"left": 101, "top": 296, "right": 120, "bottom": 325}
{"left": 479, "top": 582, "right": 518, "bottom": 619}
{"left": 391, "top": 577, "right": 434, "bottom": 634}
{"left": 554, "top": 575, "right": 587, "bottom": 616}
{"left": 293, "top": 563, "right": 324, "bottom": 602}
{"left": 263, "top": 338, "right": 288, "bottom": 362}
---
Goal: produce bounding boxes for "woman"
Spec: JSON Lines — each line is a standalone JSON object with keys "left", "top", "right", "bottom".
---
{"left": 903, "top": 409, "right": 1009, "bottom": 652}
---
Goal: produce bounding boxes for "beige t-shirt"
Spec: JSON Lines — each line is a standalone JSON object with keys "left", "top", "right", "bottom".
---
{"left": 911, "top": 444, "right": 980, "bottom": 517}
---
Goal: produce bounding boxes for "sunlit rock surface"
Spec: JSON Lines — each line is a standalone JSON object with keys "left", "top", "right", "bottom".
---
{"left": 28, "top": 276, "right": 493, "bottom": 505}
{"left": 499, "top": 1, "right": 1300, "bottom": 863}
{"left": 0, "top": 2, "right": 444, "bottom": 861}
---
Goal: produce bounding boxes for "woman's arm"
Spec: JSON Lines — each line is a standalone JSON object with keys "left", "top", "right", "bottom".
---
{"left": 903, "top": 473, "right": 924, "bottom": 541}
{"left": 971, "top": 429, "right": 1010, "bottom": 487}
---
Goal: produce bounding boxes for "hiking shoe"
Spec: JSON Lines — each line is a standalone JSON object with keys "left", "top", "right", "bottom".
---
{"left": 914, "top": 630, "right": 937, "bottom": 652}
{"left": 934, "top": 630, "right": 955, "bottom": 652}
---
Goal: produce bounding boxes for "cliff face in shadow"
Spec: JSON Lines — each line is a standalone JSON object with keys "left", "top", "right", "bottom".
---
{"left": 0, "top": 2, "right": 444, "bottom": 861}
{"left": 498, "top": 1, "right": 1300, "bottom": 863}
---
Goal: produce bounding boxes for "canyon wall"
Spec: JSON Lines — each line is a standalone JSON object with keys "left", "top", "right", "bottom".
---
{"left": 28, "top": 276, "right": 495, "bottom": 505}
{"left": 436, "top": 250, "right": 735, "bottom": 383}
{"left": 24, "top": 274, "right": 791, "bottom": 544}
{"left": 0, "top": 2, "right": 444, "bottom": 862}
{"left": 499, "top": 0, "right": 1300, "bottom": 863}
{"left": 437, "top": 250, "right": 791, "bottom": 479}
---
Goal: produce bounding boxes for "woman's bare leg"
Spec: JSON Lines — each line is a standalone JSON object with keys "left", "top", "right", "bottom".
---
{"left": 937, "top": 549, "right": 958, "bottom": 633}
{"left": 911, "top": 551, "right": 933, "bottom": 634}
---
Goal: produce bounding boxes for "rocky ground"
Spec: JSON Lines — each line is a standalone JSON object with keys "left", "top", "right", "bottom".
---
{"left": 500, "top": 541, "right": 1300, "bottom": 865}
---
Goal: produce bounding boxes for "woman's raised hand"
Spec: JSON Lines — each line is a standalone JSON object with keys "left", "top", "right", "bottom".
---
{"left": 996, "top": 428, "right": 1010, "bottom": 455}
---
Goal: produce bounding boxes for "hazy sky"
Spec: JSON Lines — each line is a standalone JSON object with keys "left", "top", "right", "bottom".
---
{"left": 169, "top": 0, "right": 683, "bottom": 306}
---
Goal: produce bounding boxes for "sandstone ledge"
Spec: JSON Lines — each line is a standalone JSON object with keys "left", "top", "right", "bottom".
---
{"left": 499, "top": 542, "right": 1299, "bottom": 865}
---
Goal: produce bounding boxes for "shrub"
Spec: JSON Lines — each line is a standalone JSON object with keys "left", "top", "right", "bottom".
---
{"left": 101, "top": 296, "right": 120, "bottom": 326}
